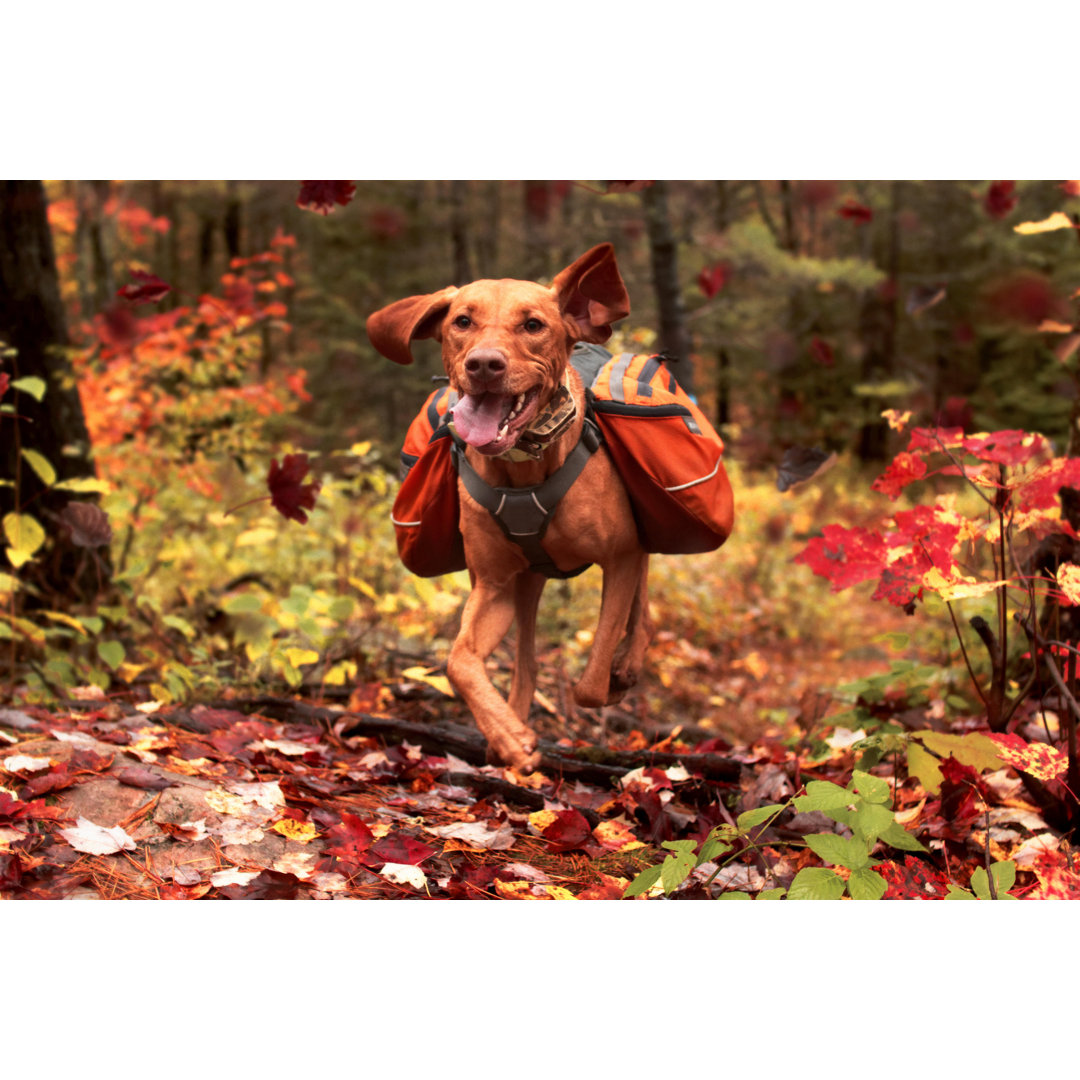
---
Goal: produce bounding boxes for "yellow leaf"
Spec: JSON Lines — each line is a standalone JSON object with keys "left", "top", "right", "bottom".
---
{"left": 3, "top": 512, "right": 46, "bottom": 568}
{"left": 1014, "top": 211, "right": 1075, "bottom": 235}
{"left": 881, "top": 409, "right": 912, "bottom": 432}
{"left": 235, "top": 527, "right": 279, "bottom": 547}
{"left": 1037, "top": 320, "right": 1075, "bottom": 334}
{"left": 1057, "top": 564, "right": 1080, "bottom": 605}
{"left": 40, "top": 611, "right": 89, "bottom": 635}
{"left": 271, "top": 818, "right": 318, "bottom": 844}
{"left": 284, "top": 647, "right": 319, "bottom": 668}
{"left": 401, "top": 665, "right": 455, "bottom": 697}
{"left": 529, "top": 810, "right": 558, "bottom": 834}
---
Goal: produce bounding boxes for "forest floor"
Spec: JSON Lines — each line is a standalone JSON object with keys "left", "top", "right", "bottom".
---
{"left": 4, "top": 580, "right": 1076, "bottom": 900}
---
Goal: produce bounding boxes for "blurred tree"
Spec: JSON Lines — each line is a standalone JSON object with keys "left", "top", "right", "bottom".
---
{"left": 0, "top": 180, "right": 105, "bottom": 598}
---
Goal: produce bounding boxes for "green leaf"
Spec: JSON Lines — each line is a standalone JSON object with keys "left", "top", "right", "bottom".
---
{"left": 717, "top": 891, "right": 751, "bottom": 900}
{"left": 96, "top": 640, "right": 126, "bottom": 671}
{"left": 623, "top": 864, "right": 663, "bottom": 898}
{"left": 660, "top": 842, "right": 697, "bottom": 895}
{"left": 736, "top": 803, "right": 785, "bottom": 831}
{"left": 851, "top": 770, "right": 890, "bottom": 804}
{"left": 163, "top": 614, "right": 196, "bottom": 639}
{"left": 222, "top": 592, "right": 265, "bottom": 614}
{"left": 11, "top": 375, "right": 46, "bottom": 401}
{"left": 971, "top": 860, "right": 1017, "bottom": 900}
{"left": 847, "top": 867, "right": 887, "bottom": 900}
{"left": 21, "top": 448, "right": 56, "bottom": 486}
{"left": 906, "top": 740, "right": 944, "bottom": 795}
{"left": 756, "top": 888, "right": 787, "bottom": 900}
{"left": 787, "top": 867, "right": 846, "bottom": 900}
{"left": 793, "top": 780, "right": 853, "bottom": 813}
{"left": 697, "top": 836, "right": 734, "bottom": 866}
{"left": 944, "top": 885, "right": 976, "bottom": 900}
{"left": 805, "top": 832, "right": 870, "bottom": 870}
{"left": 878, "top": 819, "right": 926, "bottom": 853}
{"left": 850, "top": 801, "right": 896, "bottom": 844}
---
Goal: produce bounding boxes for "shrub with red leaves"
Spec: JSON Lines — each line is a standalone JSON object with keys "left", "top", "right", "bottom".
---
{"left": 983, "top": 271, "right": 1067, "bottom": 328}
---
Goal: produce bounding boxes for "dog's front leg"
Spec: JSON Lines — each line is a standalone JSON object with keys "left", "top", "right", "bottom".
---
{"left": 508, "top": 572, "right": 546, "bottom": 722}
{"left": 573, "top": 548, "right": 649, "bottom": 708}
{"left": 447, "top": 579, "right": 542, "bottom": 771}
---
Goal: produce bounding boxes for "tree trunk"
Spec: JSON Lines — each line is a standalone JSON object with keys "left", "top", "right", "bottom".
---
{"left": 0, "top": 181, "right": 104, "bottom": 599}
{"left": 223, "top": 179, "right": 242, "bottom": 261}
{"left": 643, "top": 181, "right": 693, "bottom": 394}
{"left": 449, "top": 181, "right": 472, "bottom": 284}
{"left": 857, "top": 181, "right": 902, "bottom": 462}
{"left": 523, "top": 181, "right": 551, "bottom": 281}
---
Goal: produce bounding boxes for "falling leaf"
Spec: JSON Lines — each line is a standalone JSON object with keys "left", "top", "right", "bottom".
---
{"left": 296, "top": 181, "right": 356, "bottom": 215}
{"left": 59, "top": 503, "right": 113, "bottom": 548}
{"left": 1013, "top": 211, "right": 1074, "bottom": 235}
{"left": 906, "top": 284, "right": 946, "bottom": 316}
{"left": 268, "top": 453, "right": 320, "bottom": 524}
{"left": 1037, "top": 320, "right": 1075, "bottom": 334}
{"left": 777, "top": 447, "right": 835, "bottom": 492}
{"left": 837, "top": 199, "right": 873, "bottom": 224}
{"left": 697, "top": 263, "right": 730, "bottom": 299}
{"left": 117, "top": 269, "right": 171, "bottom": 305}
{"left": 59, "top": 816, "right": 137, "bottom": 855}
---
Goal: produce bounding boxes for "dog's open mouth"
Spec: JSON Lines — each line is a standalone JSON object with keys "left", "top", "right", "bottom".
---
{"left": 451, "top": 387, "right": 542, "bottom": 455}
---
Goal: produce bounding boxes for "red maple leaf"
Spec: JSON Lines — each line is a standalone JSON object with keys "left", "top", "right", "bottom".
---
{"left": 795, "top": 524, "right": 889, "bottom": 592}
{"left": 117, "top": 269, "right": 171, "bottom": 305}
{"left": 878, "top": 855, "right": 950, "bottom": 899}
{"left": 324, "top": 812, "right": 374, "bottom": 867}
{"left": 297, "top": 181, "right": 356, "bottom": 215}
{"left": 0, "top": 371, "right": 9, "bottom": 399}
{"left": 837, "top": 199, "right": 873, "bottom": 225}
{"left": 872, "top": 451, "right": 927, "bottom": 499}
{"left": 369, "top": 833, "right": 436, "bottom": 866}
{"left": 987, "top": 733, "right": 1068, "bottom": 782}
{"left": 983, "top": 180, "right": 1018, "bottom": 219}
{"left": 697, "top": 263, "right": 730, "bottom": 299}
{"left": 268, "top": 453, "right": 320, "bottom": 524}
{"left": 537, "top": 809, "right": 593, "bottom": 853}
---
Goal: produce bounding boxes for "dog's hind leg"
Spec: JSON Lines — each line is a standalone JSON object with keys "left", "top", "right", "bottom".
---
{"left": 509, "top": 572, "right": 546, "bottom": 722}
{"left": 573, "top": 548, "right": 648, "bottom": 708}
{"left": 609, "top": 558, "right": 652, "bottom": 701}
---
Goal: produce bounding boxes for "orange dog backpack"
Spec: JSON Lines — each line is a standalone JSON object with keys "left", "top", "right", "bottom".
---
{"left": 392, "top": 347, "right": 732, "bottom": 577}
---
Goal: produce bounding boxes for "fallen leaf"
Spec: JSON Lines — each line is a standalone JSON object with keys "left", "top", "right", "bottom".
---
{"left": 59, "top": 817, "right": 137, "bottom": 855}
{"left": 1, "top": 755, "right": 52, "bottom": 774}
{"left": 380, "top": 863, "right": 428, "bottom": 890}
{"left": 425, "top": 820, "right": 516, "bottom": 850}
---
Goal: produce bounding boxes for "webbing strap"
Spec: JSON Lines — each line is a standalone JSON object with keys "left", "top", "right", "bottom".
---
{"left": 453, "top": 419, "right": 601, "bottom": 579}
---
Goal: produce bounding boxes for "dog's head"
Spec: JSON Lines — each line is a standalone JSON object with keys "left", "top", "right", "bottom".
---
{"left": 367, "top": 244, "right": 629, "bottom": 456}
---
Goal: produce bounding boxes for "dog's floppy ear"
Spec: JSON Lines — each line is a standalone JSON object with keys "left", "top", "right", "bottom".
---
{"left": 366, "top": 286, "right": 459, "bottom": 365}
{"left": 552, "top": 243, "right": 630, "bottom": 344}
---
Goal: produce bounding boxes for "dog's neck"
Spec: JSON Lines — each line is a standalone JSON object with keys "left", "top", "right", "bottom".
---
{"left": 467, "top": 367, "right": 585, "bottom": 488}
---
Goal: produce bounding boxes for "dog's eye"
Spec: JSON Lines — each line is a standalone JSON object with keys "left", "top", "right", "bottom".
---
{"left": 523, "top": 318, "right": 544, "bottom": 333}
{"left": 454, "top": 315, "right": 472, "bottom": 329}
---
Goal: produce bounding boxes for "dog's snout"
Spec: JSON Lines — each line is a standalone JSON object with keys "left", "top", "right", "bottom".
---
{"left": 464, "top": 348, "right": 508, "bottom": 382}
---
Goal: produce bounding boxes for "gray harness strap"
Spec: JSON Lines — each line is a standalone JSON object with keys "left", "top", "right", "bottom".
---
{"left": 453, "top": 419, "right": 602, "bottom": 579}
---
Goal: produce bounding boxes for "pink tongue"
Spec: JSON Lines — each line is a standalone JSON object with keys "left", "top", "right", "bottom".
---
{"left": 452, "top": 393, "right": 508, "bottom": 447}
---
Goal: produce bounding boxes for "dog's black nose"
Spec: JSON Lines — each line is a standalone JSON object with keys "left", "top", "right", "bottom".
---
{"left": 464, "top": 349, "right": 508, "bottom": 382}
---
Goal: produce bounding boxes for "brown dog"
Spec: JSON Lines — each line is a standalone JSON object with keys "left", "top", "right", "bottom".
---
{"left": 368, "top": 244, "right": 659, "bottom": 771}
